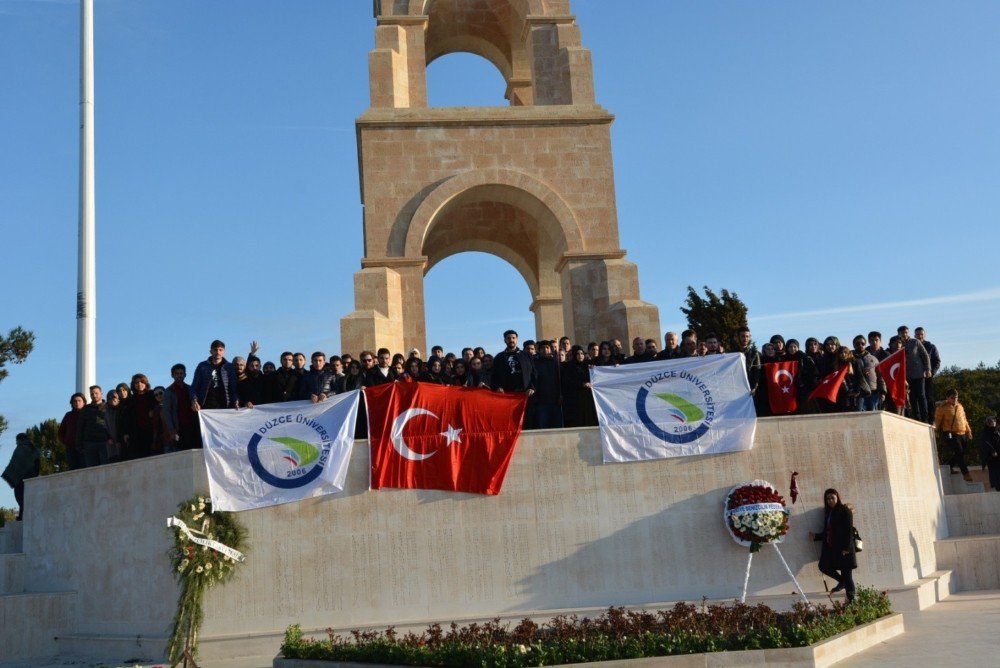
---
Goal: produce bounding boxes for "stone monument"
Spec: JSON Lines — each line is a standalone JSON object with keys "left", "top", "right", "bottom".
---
{"left": 341, "top": 0, "right": 661, "bottom": 354}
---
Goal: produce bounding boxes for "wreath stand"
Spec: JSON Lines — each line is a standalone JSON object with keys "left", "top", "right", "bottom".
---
{"left": 739, "top": 543, "right": 810, "bottom": 605}
{"left": 175, "top": 615, "right": 200, "bottom": 668}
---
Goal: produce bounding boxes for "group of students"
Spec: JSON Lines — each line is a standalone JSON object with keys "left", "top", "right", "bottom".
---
{"left": 51, "top": 324, "right": 948, "bottom": 468}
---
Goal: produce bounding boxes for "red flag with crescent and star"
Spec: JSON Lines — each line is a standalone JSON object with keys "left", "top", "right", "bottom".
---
{"left": 808, "top": 364, "right": 850, "bottom": 404}
{"left": 876, "top": 348, "right": 907, "bottom": 409}
{"left": 765, "top": 360, "right": 799, "bottom": 414}
{"left": 364, "top": 381, "right": 528, "bottom": 495}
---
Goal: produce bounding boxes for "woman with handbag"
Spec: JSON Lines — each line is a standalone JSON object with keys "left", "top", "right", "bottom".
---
{"left": 809, "top": 488, "right": 857, "bottom": 602}
{"left": 935, "top": 389, "right": 973, "bottom": 482}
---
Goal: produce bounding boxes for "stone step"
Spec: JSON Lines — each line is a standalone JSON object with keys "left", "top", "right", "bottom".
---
{"left": 939, "top": 465, "right": 986, "bottom": 495}
{"left": 935, "top": 534, "right": 1000, "bottom": 591}
{"left": 0, "top": 590, "right": 75, "bottom": 663}
{"left": 944, "top": 491, "right": 1000, "bottom": 537}
{"left": 52, "top": 633, "right": 167, "bottom": 666}
{"left": 882, "top": 569, "right": 953, "bottom": 611}
{"left": 54, "top": 630, "right": 277, "bottom": 667}
{"left": 0, "top": 521, "right": 23, "bottom": 554}
{"left": 0, "top": 553, "right": 25, "bottom": 595}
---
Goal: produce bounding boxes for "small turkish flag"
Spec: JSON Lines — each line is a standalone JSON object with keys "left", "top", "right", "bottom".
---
{"left": 365, "top": 382, "right": 528, "bottom": 495}
{"left": 808, "top": 365, "right": 850, "bottom": 404}
{"left": 765, "top": 360, "right": 799, "bottom": 414}
{"left": 877, "top": 348, "right": 907, "bottom": 409}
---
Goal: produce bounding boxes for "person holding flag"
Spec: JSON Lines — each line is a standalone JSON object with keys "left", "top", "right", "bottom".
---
{"left": 785, "top": 339, "right": 818, "bottom": 413}
{"left": 808, "top": 348, "right": 852, "bottom": 412}
{"left": 765, "top": 356, "right": 799, "bottom": 415}
{"left": 877, "top": 339, "right": 908, "bottom": 416}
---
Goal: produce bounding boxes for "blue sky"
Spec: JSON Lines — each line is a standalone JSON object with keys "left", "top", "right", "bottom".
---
{"left": 2, "top": 1, "right": 999, "bottom": 508}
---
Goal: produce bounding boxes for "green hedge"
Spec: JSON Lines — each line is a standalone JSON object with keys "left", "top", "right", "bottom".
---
{"left": 280, "top": 587, "right": 890, "bottom": 666}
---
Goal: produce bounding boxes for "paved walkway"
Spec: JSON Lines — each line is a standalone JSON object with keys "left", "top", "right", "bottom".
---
{"left": 838, "top": 589, "right": 1000, "bottom": 667}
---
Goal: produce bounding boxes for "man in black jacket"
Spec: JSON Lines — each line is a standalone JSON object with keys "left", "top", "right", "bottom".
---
{"left": 267, "top": 352, "right": 300, "bottom": 403}
{"left": 898, "top": 326, "right": 932, "bottom": 422}
{"left": 915, "top": 327, "right": 942, "bottom": 423}
{"left": 299, "top": 352, "right": 334, "bottom": 403}
{"left": 77, "top": 385, "right": 111, "bottom": 467}
{"left": 528, "top": 340, "right": 562, "bottom": 429}
{"left": 364, "top": 348, "right": 398, "bottom": 387}
{"left": 191, "top": 340, "right": 239, "bottom": 410}
{"left": 2, "top": 433, "right": 40, "bottom": 520}
{"left": 491, "top": 330, "right": 535, "bottom": 395}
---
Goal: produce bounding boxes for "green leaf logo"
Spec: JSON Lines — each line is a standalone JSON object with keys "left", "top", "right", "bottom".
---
{"left": 654, "top": 392, "right": 705, "bottom": 423}
{"left": 271, "top": 436, "right": 320, "bottom": 467}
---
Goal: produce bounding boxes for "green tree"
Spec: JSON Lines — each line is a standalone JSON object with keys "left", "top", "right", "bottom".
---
{"left": 679, "top": 286, "right": 749, "bottom": 353}
{"left": 0, "top": 507, "right": 16, "bottom": 527}
{"left": 26, "top": 419, "right": 66, "bottom": 476}
{"left": 0, "top": 326, "right": 35, "bottom": 437}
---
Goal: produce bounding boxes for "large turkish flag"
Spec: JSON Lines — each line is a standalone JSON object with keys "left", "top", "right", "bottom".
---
{"left": 765, "top": 360, "right": 799, "bottom": 414}
{"left": 364, "top": 382, "right": 528, "bottom": 495}
{"left": 876, "top": 349, "right": 907, "bottom": 409}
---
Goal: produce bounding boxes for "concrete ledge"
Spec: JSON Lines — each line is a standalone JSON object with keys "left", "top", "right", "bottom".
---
{"left": 0, "top": 553, "right": 25, "bottom": 594}
{"left": 13, "top": 413, "right": 945, "bottom": 659}
{"left": 0, "top": 522, "right": 22, "bottom": 554}
{"left": 0, "top": 590, "right": 75, "bottom": 662}
{"left": 935, "top": 535, "right": 1000, "bottom": 590}
{"left": 939, "top": 466, "right": 987, "bottom": 495}
{"left": 944, "top": 492, "right": 1000, "bottom": 537}
{"left": 357, "top": 105, "right": 614, "bottom": 128}
{"left": 54, "top": 582, "right": 933, "bottom": 665}
{"left": 883, "top": 570, "right": 953, "bottom": 611}
{"left": 272, "top": 613, "right": 904, "bottom": 668}
{"left": 53, "top": 633, "right": 166, "bottom": 666}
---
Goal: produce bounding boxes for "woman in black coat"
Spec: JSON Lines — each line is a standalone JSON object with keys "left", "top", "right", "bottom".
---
{"left": 561, "top": 346, "right": 597, "bottom": 428}
{"left": 809, "top": 488, "right": 857, "bottom": 602}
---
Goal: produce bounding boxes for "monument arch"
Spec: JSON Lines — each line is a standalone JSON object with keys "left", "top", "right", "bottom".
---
{"left": 342, "top": 0, "right": 660, "bottom": 354}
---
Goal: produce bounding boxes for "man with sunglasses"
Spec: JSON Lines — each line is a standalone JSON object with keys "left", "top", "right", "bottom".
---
{"left": 364, "top": 348, "right": 398, "bottom": 386}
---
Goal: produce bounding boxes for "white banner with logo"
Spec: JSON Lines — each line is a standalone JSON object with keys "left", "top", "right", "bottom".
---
{"left": 590, "top": 353, "right": 756, "bottom": 463}
{"left": 200, "top": 391, "right": 361, "bottom": 511}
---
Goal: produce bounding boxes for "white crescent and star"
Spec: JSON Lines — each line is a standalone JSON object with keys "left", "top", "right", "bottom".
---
{"left": 773, "top": 369, "right": 794, "bottom": 394}
{"left": 889, "top": 362, "right": 901, "bottom": 380}
{"left": 390, "top": 409, "right": 464, "bottom": 461}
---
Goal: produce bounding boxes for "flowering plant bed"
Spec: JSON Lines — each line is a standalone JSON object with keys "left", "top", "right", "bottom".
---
{"left": 724, "top": 480, "right": 790, "bottom": 552}
{"left": 279, "top": 587, "right": 891, "bottom": 667}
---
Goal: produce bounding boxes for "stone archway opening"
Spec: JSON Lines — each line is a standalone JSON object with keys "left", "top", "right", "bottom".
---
{"left": 423, "top": 251, "right": 535, "bottom": 353}
{"left": 426, "top": 52, "right": 509, "bottom": 107}
{"left": 417, "top": 181, "right": 572, "bottom": 341}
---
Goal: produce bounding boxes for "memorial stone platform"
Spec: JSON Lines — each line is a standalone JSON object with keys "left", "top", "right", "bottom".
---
{"left": 0, "top": 412, "right": 960, "bottom": 664}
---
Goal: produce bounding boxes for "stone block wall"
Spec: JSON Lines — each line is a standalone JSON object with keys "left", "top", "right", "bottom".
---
{"left": 20, "top": 412, "right": 944, "bottom": 645}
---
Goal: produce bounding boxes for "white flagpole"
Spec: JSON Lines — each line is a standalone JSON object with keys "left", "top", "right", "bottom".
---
{"left": 76, "top": 0, "right": 97, "bottom": 393}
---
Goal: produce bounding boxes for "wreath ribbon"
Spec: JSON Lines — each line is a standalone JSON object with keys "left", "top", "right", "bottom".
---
{"left": 167, "top": 516, "right": 246, "bottom": 563}
{"left": 726, "top": 502, "right": 787, "bottom": 516}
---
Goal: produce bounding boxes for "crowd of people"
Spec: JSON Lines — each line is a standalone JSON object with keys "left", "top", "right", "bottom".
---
{"left": 47, "top": 323, "right": 996, "bottom": 487}
{"left": 0, "top": 320, "right": 990, "bottom": 525}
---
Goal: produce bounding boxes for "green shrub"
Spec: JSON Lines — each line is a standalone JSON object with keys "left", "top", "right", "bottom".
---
{"left": 279, "top": 587, "right": 891, "bottom": 666}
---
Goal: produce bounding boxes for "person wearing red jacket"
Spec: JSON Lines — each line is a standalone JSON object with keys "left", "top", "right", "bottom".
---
{"left": 58, "top": 393, "right": 85, "bottom": 470}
